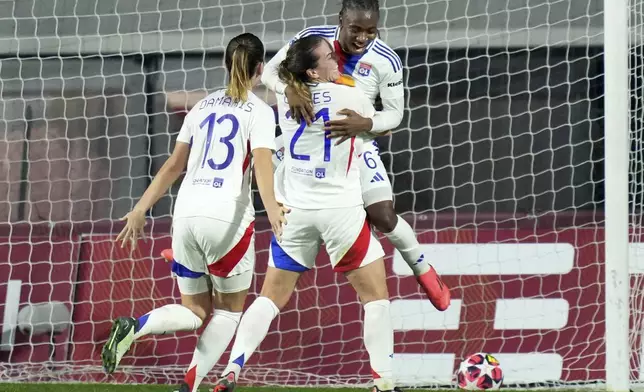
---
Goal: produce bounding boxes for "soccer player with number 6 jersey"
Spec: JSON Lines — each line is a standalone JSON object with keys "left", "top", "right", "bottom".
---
{"left": 213, "top": 35, "right": 401, "bottom": 392}
{"left": 100, "top": 33, "right": 288, "bottom": 385}
{"left": 264, "top": 0, "right": 451, "bottom": 311}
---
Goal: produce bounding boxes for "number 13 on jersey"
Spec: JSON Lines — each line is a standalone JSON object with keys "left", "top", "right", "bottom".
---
{"left": 286, "top": 108, "right": 331, "bottom": 161}
{"left": 200, "top": 112, "right": 239, "bottom": 170}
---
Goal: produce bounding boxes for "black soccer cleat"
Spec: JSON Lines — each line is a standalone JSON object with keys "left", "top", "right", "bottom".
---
{"left": 101, "top": 316, "right": 138, "bottom": 374}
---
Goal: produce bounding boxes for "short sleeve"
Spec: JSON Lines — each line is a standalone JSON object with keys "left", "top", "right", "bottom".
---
{"left": 250, "top": 105, "right": 277, "bottom": 151}
{"left": 176, "top": 113, "right": 194, "bottom": 145}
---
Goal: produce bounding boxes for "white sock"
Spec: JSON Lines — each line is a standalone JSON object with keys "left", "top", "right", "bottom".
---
{"left": 383, "top": 216, "right": 430, "bottom": 275}
{"left": 184, "top": 310, "right": 242, "bottom": 392}
{"left": 222, "top": 297, "right": 279, "bottom": 379}
{"left": 133, "top": 304, "right": 202, "bottom": 340}
{"left": 363, "top": 299, "right": 394, "bottom": 391}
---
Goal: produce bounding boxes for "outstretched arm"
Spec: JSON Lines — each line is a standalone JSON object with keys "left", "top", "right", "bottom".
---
{"left": 116, "top": 140, "right": 190, "bottom": 249}
{"left": 261, "top": 45, "right": 289, "bottom": 94}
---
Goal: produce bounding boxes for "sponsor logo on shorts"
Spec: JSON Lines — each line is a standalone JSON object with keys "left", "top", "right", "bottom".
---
{"left": 387, "top": 79, "right": 403, "bottom": 87}
{"left": 370, "top": 172, "right": 386, "bottom": 183}
{"left": 213, "top": 177, "right": 225, "bottom": 188}
{"left": 315, "top": 168, "right": 326, "bottom": 179}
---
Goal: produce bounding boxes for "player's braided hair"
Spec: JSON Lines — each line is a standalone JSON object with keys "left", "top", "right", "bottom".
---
{"left": 278, "top": 35, "right": 328, "bottom": 106}
{"left": 225, "top": 33, "right": 264, "bottom": 101}
{"left": 340, "top": 0, "right": 380, "bottom": 16}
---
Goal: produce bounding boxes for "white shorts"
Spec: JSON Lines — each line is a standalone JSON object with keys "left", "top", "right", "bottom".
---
{"left": 268, "top": 206, "right": 385, "bottom": 273}
{"left": 358, "top": 139, "right": 393, "bottom": 207}
{"left": 171, "top": 216, "right": 255, "bottom": 295}
{"left": 271, "top": 135, "right": 392, "bottom": 207}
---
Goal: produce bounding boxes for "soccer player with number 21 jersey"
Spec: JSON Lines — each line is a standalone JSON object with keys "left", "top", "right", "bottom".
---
{"left": 267, "top": 0, "right": 451, "bottom": 311}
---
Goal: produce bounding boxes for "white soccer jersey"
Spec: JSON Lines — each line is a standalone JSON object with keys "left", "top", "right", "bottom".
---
{"left": 174, "top": 89, "right": 276, "bottom": 223}
{"left": 262, "top": 25, "right": 404, "bottom": 133}
{"left": 275, "top": 82, "right": 375, "bottom": 209}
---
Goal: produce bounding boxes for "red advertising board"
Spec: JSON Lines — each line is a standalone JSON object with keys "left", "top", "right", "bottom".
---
{"left": 0, "top": 234, "right": 80, "bottom": 371}
{"left": 0, "top": 217, "right": 637, "bottom": 386}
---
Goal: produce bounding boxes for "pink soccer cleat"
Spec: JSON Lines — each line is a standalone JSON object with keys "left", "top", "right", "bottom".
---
{"left": 417, "top": 266, "right": 451, "bottom": 311}
{"left": 161, "top": 249, "right": 174, "bottom": 262}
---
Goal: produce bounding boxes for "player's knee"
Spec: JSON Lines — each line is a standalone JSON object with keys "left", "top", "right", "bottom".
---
{"left": 345, "top": 258, "right": 389, "bottom": 304}
{"left": 259, "top": 284, "right": 293, "bottom": 310}
{"left": 260, "top": 267, "right": 300, "bottom": 310}
{"left": 183, "top": 303, "right": 210, "bottom": 322}
{"left": 180, "top": 292, "right": 213, "bottom": 322}
{"left": 213, "top": 289, "right": 248, "bottom": 313}
{"left": 366, "top": 201, "right": 398, "bottom": 233}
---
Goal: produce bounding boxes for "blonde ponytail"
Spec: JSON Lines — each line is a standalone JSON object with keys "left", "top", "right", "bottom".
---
{"left": 226, "top": 49, "right": 250, "bottom": 101}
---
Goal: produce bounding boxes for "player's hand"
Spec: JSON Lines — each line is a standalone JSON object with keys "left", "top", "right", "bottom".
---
{"left": 266, "top": 203, "right": 290, "bottom": 242}
{"left": 285, "top": 86, "right": 314, "bottom": 125}
{"left": 116, "top": 209, "right": 147, "bottom": 251}
{"left": 325, "top": 109, "right": 373, "bottom": 145}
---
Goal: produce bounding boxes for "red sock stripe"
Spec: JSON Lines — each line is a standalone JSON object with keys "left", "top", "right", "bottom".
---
{"left": 184, "top": 365, "right": 197, "bottom": 390}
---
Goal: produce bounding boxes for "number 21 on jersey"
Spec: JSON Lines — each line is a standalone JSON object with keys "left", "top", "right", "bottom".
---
{"left": 286, "top": 108, "right": 331, "bottom": 161}
{"left": 199, "top": 112, "right": 239, "bottom": 170}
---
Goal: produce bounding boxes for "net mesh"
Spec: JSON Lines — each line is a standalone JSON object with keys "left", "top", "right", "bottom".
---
{"left": 0, "top": 0, "right": 623, "bottom": 388}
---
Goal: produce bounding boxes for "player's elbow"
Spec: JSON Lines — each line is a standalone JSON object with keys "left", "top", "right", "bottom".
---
{"left": 391, "top": 112, "right": 403, "bottom": 129}
{"left": 260, "top": 69, "right": 275, "bottom": 89}
{"left": 252, "top": 148, "right": 274, "bottom": 172}
{"left": 165, "top": 143, "right": 190, "bottom": 174}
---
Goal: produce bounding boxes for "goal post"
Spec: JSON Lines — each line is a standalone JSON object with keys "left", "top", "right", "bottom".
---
{"left": 605, "top": 0, "right": 631, "bottom": 390}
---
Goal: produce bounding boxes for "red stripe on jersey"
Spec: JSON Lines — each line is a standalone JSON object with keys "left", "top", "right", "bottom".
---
{"left": 346, "top": 137, "right": 356, "bottom": 175}
{"left": 371, "top": 368, "right": 382, "bottom": 379}
{"left": 334, "top": 40, "right": 346, "bottom": 73}
{"left": 208, "top": 221, "right": 255, "bottom": 277}
{"left": 242, "top": 140, "right": 251, "bottom": 173}
{"left": 333, "top": 219, "right": 371, "bottom": 273}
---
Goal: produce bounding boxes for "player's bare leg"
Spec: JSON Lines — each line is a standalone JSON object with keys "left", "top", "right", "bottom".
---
{"left": 102, "top": 292, "right": 209, "bottom": 374}
{"left": 214, "top": 267, "right": 301, "bottom": 391}
{"left": 345, "top": 258, "right": 401, "bottom": 392}
{"left": 365, "top": 200, "right": 450, "bottom": 311}
{"left": 176, "top": 289, "right": 248, "bottom": 392}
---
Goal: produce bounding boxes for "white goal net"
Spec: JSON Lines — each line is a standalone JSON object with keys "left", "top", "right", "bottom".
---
{"left": 0, "top": 0, "right": 634, "bottom": 389}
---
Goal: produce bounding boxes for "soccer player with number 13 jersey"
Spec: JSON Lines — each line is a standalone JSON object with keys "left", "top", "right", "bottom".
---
{"left": 100, "top": 33, "right": 287, "bottom": 382}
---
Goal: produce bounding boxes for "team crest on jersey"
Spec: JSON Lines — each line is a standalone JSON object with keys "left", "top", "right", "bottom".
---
{"left": 212, "top": 177, "right": 224, "bottom": 188}
{"left": 357, "top": 62, "right": 372, "bottom": 76}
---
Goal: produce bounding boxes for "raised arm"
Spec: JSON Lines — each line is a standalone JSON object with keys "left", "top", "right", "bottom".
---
{"left": 261, "top": 45, "right": 289, "bottom": 94}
